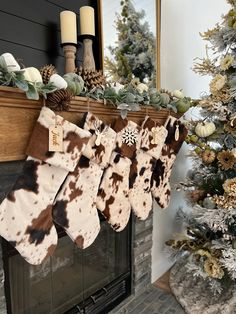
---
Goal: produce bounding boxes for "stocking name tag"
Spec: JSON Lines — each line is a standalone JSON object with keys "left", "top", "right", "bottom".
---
{"left": 49, "top": 125, "right": 63, "bottom": 152}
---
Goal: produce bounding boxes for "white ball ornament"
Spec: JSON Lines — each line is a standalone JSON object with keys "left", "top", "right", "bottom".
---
{"left": 136, "top": 83, "right": 148, "bottom": 94}
{"left": 23, "top": 67, "right": 43, "bottom": 83}
{"left": 49, "top": 74, "right": 68, "bottom": 90}
{"left": 111, "top": 82, "right": 124, "bottom": 93}
{"left": 1, "top": 52, "right": 20, "bottom": 72}
{"left": 172, "top": 89, "right": 185, "bottom": 99}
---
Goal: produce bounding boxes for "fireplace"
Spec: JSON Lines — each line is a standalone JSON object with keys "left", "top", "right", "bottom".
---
{"left": 2, "top": 217, "right": 131, "bottom": 314}
{"left": 0, "top": 161, "right": 153, "bottom": 314}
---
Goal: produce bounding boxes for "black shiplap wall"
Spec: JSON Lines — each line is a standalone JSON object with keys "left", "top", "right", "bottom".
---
{"left": 0, "top": 0, "right": 101, "bottom": 74}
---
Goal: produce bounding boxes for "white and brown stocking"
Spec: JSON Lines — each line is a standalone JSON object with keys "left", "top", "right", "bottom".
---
{"left": 96, "top": 117, "right": 140, "bottom": 232}
{"left": 0, "top": 107, "right": 90, "bottom": 265}
{"left": 53, "top": 112, "right": 116, "bottom": 248}
{"left": 129, "top": 117, "right": 168, "bottom": 220}
{"left": 151, "top": 116, "right": 188, "bottom": 209}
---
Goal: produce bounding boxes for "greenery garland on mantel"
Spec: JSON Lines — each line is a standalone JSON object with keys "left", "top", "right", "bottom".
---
{"left": 0, "top": 52, "right": 196, "bottom": 117}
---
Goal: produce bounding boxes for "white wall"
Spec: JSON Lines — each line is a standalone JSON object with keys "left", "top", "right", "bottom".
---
{"left": 151, "top": 0, "right": 230, "bottom": 281}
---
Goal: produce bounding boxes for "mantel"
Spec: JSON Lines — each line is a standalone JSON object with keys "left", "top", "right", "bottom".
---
{"left": 0, "top": 86, "right": 179, "bottom": 162}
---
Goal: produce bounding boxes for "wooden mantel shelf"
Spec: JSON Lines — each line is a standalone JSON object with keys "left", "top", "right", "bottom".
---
{"left": 0, "top": 86, "right": 178, "bottom": 162}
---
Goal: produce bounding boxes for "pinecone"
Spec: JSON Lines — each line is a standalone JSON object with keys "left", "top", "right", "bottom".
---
{"left": 76, "top": 66, "right": 106, "bottom": 90}
{"left": 46, "top": 89, "right": 72, "bottom": 111}
{"left": 40, "top": 65, "right": 57, "bottom": 84}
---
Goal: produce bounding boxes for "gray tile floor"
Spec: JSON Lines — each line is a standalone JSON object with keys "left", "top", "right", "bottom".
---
{"left": 110, "top": 285, "right": 185, "bottom": 314}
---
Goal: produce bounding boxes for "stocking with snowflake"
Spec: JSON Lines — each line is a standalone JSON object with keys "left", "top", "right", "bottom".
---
{"left": 96, "top": 117, "right": 140, "bottom": 231}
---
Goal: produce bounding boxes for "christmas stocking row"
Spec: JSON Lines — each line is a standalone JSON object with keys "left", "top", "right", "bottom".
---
{"left": 0, "top": 107, "right": 187, "bottom": 265}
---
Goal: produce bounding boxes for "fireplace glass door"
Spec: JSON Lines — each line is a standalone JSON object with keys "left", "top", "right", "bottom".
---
{"left": 3, "top": 218, "right": 131, "bottom": 314}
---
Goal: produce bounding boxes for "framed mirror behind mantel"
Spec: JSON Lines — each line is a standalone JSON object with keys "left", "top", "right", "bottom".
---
{"left": 99, "top": 0, "right": 161, "bottom": 88}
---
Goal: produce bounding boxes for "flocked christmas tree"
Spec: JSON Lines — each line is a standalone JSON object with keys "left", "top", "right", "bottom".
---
{"left": 167, "top": 0, "right": 236, "bottom": 295}
{"left": 105, "top": 0, "right": 156, "bottom": 85}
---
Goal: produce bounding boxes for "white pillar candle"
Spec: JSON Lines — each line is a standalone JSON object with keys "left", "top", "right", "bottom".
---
{"left": 60, "top": 11, "right": 77, "bottom": 44}
{"left": 79, "top": 6, "right": 95, "bottom": 36}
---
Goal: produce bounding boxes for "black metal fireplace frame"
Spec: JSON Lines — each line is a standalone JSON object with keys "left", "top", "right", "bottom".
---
{"left": 1, "top": 214, "right": 133, "bottom": 314}
{"left": 66, "top": 272, "right": 131, "bottom": 314}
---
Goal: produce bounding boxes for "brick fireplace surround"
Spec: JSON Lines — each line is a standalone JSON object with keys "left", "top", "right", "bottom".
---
{"left": 0, "top": 161, "right": 153, "bottom": 314}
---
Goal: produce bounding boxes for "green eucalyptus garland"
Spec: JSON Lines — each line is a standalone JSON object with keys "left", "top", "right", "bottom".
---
{"left": 0, "top": 55, "right": 57, "bottom": 100}
{"left": 0, "top": 52, "right": 195, "bottom": 115}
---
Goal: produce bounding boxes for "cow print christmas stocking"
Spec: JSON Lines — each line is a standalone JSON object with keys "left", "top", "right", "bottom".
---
{"left": 151, "top": 115, "right": 188, "bottom": 209}
{"left": 129, "top": 117, "right": 168, "bottom": 220}
{"left": 53, "top": 112, "right": 116, "bottom": 249}
{"left": 96, "top": 117, "right": 140, "bottom": 232}
{"left": 0, "top": 107, "right": 90, "bottom": 265}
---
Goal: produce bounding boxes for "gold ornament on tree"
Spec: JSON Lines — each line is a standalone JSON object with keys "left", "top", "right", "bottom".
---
{"left": 217, "top": 150, "right": 236, "bottom": 170}
{"left": 204, "top": 257, "right": 224, "bottom": 279}
{"left": 223, "top": 177, "right": 236, "bottom": 197}
{"left": 224, "top": 120, "right": 236, "bottom": 135}
{"left": 211, "top": 87, "right": 232, "bottom": 103}
{"left": 201, "top": 150, "right": 216, "bottom": 164}
{"left": 212, "top": 194, "right": 236, "bottom": 210}
{"left": 188, "top": 189, "right": 205, "bottom": 203}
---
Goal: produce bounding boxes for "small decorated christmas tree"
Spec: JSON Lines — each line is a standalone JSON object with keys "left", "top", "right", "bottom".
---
{"left": 167, "top": 0, "right": 236, "bottom": 297}
{"left": 105, "top": 0, "right": 156, "bottom": 85}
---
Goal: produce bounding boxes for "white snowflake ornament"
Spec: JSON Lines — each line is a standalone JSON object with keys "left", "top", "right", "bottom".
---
{"left": 122, "top": 126, "right": 139, "bottom": 146}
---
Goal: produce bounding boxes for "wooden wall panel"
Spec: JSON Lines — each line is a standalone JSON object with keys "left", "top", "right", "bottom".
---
{"left": 0, "top": 0, "right": 100, "bottom": 74}
{"left": 0, "top": 40, "right": 68, "bottom": 72}
{"left": 0, "top": 0, "right": 64, "bottom": 26}
{"left": 46, "top": 0, "right": 92, "bottom": 13}
{"left": 0, "top": 12, "right": 60, "bottom": 52}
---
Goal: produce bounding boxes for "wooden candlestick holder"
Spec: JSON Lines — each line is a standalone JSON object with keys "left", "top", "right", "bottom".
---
{"left": 62, "top": 44, "right": 77, "bottom": 73}
{"left": 82, "top": 37, "right": 95, "bottom": 71}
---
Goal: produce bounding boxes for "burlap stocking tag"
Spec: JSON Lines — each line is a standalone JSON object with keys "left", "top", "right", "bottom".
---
{"left": 151, "top": 115, "right": 188, "bottom": 209}
{"left": 53, "top": 112, "right": 116, "bottom": 249}
{"left": 129, "top": 117, "right": 168, "bottom": 220}
{"left": 0, "top": 107, "right": 90, "bottom": 265}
